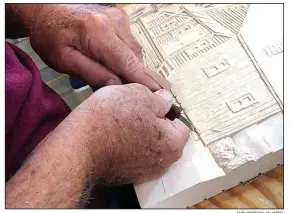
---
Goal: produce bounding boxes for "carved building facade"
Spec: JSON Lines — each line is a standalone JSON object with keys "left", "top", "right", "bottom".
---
{"left": 129, "top": 4, "right": 281, "bottom": 144}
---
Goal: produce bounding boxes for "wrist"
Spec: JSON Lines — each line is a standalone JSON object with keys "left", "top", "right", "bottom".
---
{"left": 50, "top": 122, "right": 94, "bottom": 177}
{"left": 55, "top": 109, "right": 110, "bottom": 177}
{"left": 6, "top": 124, "right": 95, "bottom": 208}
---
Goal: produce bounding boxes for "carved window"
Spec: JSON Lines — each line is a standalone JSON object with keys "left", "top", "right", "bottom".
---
{"left": 161, "top": 18, "right": 178, "bottom": 31}
{"left": 203, "top": 59, "right": 230, "bottom": 77}
{"left": 226, "top": 93, "right": 257, "bottom": 113}
{"left": 264, "top": 40, "right": 283, "bottom": 57}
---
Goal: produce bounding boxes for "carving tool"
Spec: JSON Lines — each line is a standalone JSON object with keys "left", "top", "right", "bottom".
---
{"left": 165, "top": 104, "right": 193, "bottom": 130}
{"left": 121, "top": 70, "right": 193, "bottom": 130}
{"left": 143, "top": 69, "right": 193, "bottom": 130}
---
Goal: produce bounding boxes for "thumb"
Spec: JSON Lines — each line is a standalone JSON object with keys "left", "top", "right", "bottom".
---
{"left": 151, "top": 89, "right": 173, "bottom": 118}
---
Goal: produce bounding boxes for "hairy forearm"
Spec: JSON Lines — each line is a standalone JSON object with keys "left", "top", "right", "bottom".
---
{"left": 5, "top": 4, "right": 73, "bottom": 39}
{"left": 6, "top": 4, "right": 42, "bottom": 38}
{"left": 5, "top": 120, "right": 94, "bottom": 208}
{"left": 5, "top": 3, "right": 111, "bottom": 39}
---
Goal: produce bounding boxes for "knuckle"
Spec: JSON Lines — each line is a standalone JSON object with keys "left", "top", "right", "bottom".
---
{"left": 124, "top": 83, "right": 152, "bottom": 106}
{"left": 131, "top": 41, "right": 143, "bottom": 54}
{"left": 110, "top": 7, "right": 128, "bottom": 19}
{"left": 78, "top": 14, "right": 109, "bottom": 38}
{"left": 127, "top": 83, "right": 149, "bottom": 95}
{"left": 124, "top": 54, "right": 141, "bottom": 75}
{"left": 109, "top": 42, "right": 119, "bottom": 55}
{"left": 93, "top": 13, "right": 110, "bottom": 29}
{"left": 116, "top": 8, "right": 128, "bottom": 18}
{"left": 119, "top": 8, "right": 128, "bottom": 18}
{"left": 56, "top": 48, "right": 72, "bottom": 70}
{"left": 106, "top": 7, "right": 129, "bottom": 24}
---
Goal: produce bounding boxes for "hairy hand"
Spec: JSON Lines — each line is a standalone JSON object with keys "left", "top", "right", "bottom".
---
{"left": 64, "top": 83, "right": 190, "bottom": 185}
{"left": 27, "top": 4, "right": 161, "bottom": 90}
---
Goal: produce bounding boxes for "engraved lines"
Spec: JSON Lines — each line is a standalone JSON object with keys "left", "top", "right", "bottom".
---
{"left": 170, "top": 52, "right": 190, "bottom": 68}
{"left": 131, "top": 23, "right": 162, "bottom": 69}
{"left": 188, "top": 36, "right": 230, "bottom": 58}
{"left": 147, "top": 13, "right": 170, "bottom": 27}
{"left": 149, "top": 15, "right": 194, "bottom": 37}
{"left": 175, "top": 65, "right": 261, "bottom": 115}
{"left": 176, "top": 66, "right": 275, "bottom": 115}
{"left": 169, "top": 36, "right": 231, "bottom": 68}
{"left": 202, "top": 103, "right": 279, "bottom": 143}
{"left": 155, "top": 20, "right": 198, "bottom": 45}
{"left": 156, "top": 32, "right": 173, "bottom": 44}
{"left": 170, "top": 41, "right": 280, "bottom": 143}
{"left": 196, "top": 96, "right": 277, "bottom": 134}
{"left": 264, "top": 41, "right": 283, "bottom": 57}
{"left": 129, "top": 4, "right": 280, "bottom": 144}
{"left": 190, "top": 73, "right": 279, "bottom": 143}
{"left": 177, "top": 67, "right": 256, "bottom": 115}
{"left": 207, "top": 5, "right": 249, "bottom": 33}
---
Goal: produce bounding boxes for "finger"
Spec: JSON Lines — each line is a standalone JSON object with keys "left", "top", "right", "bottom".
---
{"left": 152, "top": 89, "right": 173, "bottom": 117}
{"left": 105, "top": 8, "right": 143, "bottom": 61}
{"left": 158, "top": 118, "right": 190, "bottom": 161}
{"left": 114, "top": 20, "right": 144, "bottom": 61}
{"left": 89, "top": 28, "right": 161, "bottom": 91}
{"left": 62, "top": 48, "right": 122, "bottom": 86}
{"left": 119, "top": 34, "right": 143, "bottom": 62}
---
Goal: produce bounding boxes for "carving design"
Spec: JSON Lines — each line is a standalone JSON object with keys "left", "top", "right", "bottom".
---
{"left": 226, "top": 93, "right": 257, "bottom": 113}
{"left": 264, "top": 40, "right": 283, "bottom": 57}
{"left": 208, "top": 137, "right": 257, "bottom": 172}
{"left": 206, "top": 5, "right": 249, "bottom": 34}
{"left": 126, "top": 4, "right": 281, "bottom": 145}
{"left": 203, "top": 58, "right": 230, "bottom": 78}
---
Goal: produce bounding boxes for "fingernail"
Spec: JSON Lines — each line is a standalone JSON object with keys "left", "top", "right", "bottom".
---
{"left": 106, "top": 79, "right": 121, "bottom": 86}
{"left": 173, "top": 118, "right": 191, "bottom": 132}
{"left": 157, "top": 90, "right": 173, "bottom": 104}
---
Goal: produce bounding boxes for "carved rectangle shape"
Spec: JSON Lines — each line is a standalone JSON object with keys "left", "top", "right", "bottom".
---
{"left": 203, "top": 59, "right": 230, "bottom": 77}
{"left": 227, "top": 93, "right": 257, "bottom": 113}
{"left": 264, "top": 41, "right": 283, "bottom": 57}
{"left": 185, "top": 40, "right": 210, "bottom": 56}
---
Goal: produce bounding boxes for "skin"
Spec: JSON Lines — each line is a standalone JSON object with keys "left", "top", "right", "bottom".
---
{"left": 6, "top": 4, "right": 160, "bottom": 89}
{"left": 5, "top": 4, "right": 190, "bottom": 208}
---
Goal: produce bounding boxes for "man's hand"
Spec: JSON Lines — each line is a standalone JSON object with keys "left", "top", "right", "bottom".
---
{"left": 67, "top": 83, "right": 190, "bottom": 184}
{"left": 6, "top": 4, "right": 161, "bottom": 90}
{"left": 6, "top": 84, "right": 189, "bottom": 208}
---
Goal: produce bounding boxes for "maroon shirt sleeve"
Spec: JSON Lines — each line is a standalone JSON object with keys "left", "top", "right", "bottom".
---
{"left": 5, "top": 42, "right": 71, "bottom": 181}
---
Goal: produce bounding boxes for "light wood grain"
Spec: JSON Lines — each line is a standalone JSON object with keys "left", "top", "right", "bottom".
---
{"left": 210, "top": 191, "right": 250, "bottom": 208}
{"left": 194, "top": 165, "right": 283, "bottom": 208}
{"left": 251, "top": 174, "right": 283, "bottom": 208}
{"left": 195, "top": 200, "right": 219, "bottom": 209}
